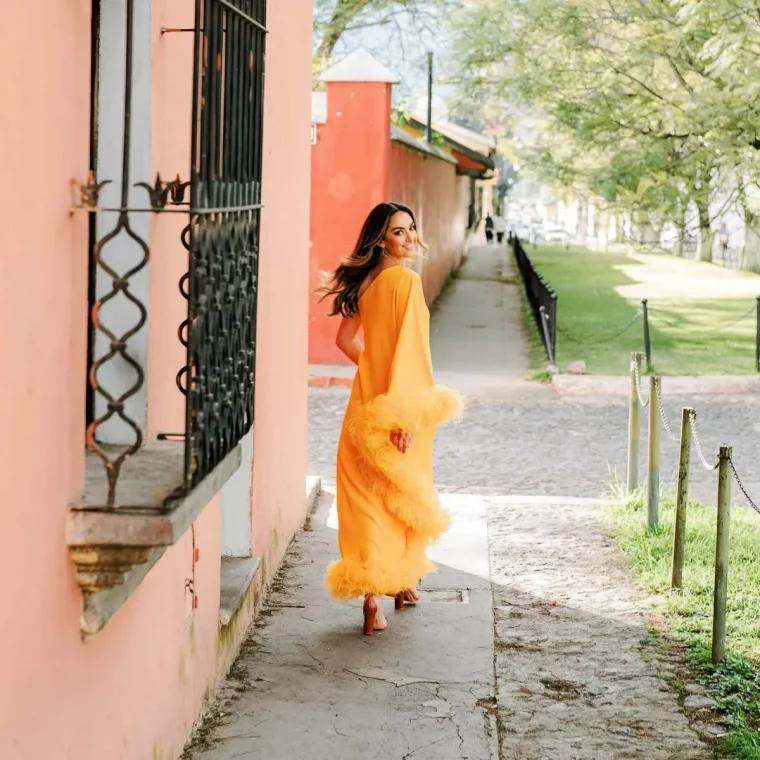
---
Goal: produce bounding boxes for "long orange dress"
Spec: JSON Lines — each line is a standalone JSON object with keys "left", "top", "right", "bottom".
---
{"left": 326, "top": 265, "right": 463, "bottom": 599}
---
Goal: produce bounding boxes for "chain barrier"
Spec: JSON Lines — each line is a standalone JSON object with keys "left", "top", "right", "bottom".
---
{"left": 633, "top": 360, "right": 650, "bottom": 408}
{"left": 686, "top": 411, "right": 760, "bottom": 512}
{"left": 714, "top": 303, "right": 757, "bottom": 330}
{"left": 647, "top": 309, "right": 682, "bottom": 330}
{"left": 556, "top": 310, "right": 642, "bottom": 347}
{"left": 649, "top": 302, "right": 755, "bottom": 332}
{"left": 688, "top": 410, "right": 719, "bottom": 471}
{"left": 653, "top": 379, "right": 679, "bottom": 442}
{"left": 729, "top": 458, "right": 760, "bottom": 516}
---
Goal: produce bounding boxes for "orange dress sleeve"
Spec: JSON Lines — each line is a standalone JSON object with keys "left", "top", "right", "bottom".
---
{"left": 347, "top": 269, "right": 462, "bottom": 537}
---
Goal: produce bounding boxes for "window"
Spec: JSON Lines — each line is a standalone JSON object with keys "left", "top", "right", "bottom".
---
{"left": 69, "top": 0, "right": 267, "bottom": 635}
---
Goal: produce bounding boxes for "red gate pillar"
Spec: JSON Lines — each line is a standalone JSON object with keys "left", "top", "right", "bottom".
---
{"left": 308, "top": 50, "right": 399, "bottom": 365}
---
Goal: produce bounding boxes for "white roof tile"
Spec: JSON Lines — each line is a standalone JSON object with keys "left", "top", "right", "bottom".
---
{"left": 320, "top": 49, "right": 400, "bottom": 84}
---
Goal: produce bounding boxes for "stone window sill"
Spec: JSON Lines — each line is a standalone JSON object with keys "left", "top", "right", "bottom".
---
{"left": 217, "top": 477, "right": 322, "bottom": 628}
{"left": 219, "top": 557, "right": 263, "bottom": 627}
{"left": 67, "top": 440, "right": 242, "bottom": 637}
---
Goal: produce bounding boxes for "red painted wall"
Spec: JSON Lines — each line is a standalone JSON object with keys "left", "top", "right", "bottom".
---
{"left": 308, "top": 80, "right": 471, "bottom": 365}
{"left": 387, "top": 143, "right": 467, "bottom": 304}
{"left": 309, "top": 81, "right": 392, "bottom": 365}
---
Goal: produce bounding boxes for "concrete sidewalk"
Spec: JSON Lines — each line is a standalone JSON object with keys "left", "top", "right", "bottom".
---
{"left": 430, "top": 244, "right": 527, "bottom": 378}
{"left": 183, "top": 486, "right": 498, "bottom": 760}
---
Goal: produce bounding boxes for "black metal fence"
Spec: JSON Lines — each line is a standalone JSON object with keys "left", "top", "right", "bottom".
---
{"left": 177, "top": 0, "right": 267, "bottom": 491}
{"left": 510, "top": 233, "right": 557, "bottom": 365}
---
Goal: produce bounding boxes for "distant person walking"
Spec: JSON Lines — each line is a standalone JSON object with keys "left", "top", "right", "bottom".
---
{"left": 493, "top": 214, "right": 506, "bottom": 244}
{"left": 718, "top": 223, "right": 730, "bottom": 265}
{"left": 484, "top": 213, "right": 494, "bottom": 244}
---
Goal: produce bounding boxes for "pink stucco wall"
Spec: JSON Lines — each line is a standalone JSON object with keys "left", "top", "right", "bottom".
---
{"left": 0, "top": 0, "right": 311, "bottom": 757}
{"left": 252, "top": 0, "right": 312, "bottom": 574}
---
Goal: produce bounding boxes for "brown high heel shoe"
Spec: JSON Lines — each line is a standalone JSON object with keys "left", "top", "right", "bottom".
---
{"left": 363, "top": 594, "right": 379, "bottom": 635}
{"left": 395, "top": 588, "right": 420, "bottom": 610}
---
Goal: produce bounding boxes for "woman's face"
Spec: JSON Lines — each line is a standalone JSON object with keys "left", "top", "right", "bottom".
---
{"left": 382, "top": 211, "right": 418, "bottom": 260}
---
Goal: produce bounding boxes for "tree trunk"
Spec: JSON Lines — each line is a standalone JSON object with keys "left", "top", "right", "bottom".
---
{"left": 742, "top": 226, "right": 760, "bottom": 272}
{"left": 577, "top": 200, "right": 588, "bottom": 245}
{"left": 739, "top": 202, "right": 758, "bottom": 271}
{"left": 636, "top": 221, "right": 659, "bottom": 246}
{"left": 675, "top": 223, "right": 685, "bottom": 257}
{"left": 314, "top": 0, "right": 370, "bottom": 64}
{"left": 674, "top": 199, "right": 686, "bottom": 257}
{"left": 695, "top": 200, "right": 712, "bottom": 262}
{"left": 614, "top": 214, "right": 625, "bottom": 243}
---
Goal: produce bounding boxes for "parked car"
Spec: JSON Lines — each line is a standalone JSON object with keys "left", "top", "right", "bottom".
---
{"left": 512, "top": 223, "right": 532, "bottom": 240}
{"left": 537, "top": 224, "right": 570, "bottom": 244}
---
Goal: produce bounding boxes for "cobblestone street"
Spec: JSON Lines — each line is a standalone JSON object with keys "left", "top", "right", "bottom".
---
{"left": 310, "top": 389, "right": 760, "bottom": 507}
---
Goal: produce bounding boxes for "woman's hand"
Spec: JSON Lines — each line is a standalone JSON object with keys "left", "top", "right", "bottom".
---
{"left": 390, "top": 429, "right": 412, "bottom": 454}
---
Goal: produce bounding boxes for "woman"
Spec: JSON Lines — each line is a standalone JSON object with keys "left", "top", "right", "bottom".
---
{"left": 318, "top": 201, "right": 462, "bottom": 635}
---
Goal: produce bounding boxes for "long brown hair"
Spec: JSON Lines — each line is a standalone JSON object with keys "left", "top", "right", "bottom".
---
{"left": 317, "top": 201, "right": 426, "bottom": 318}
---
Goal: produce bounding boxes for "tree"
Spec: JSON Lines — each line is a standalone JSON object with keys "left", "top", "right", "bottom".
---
{"left": 449, "top": 0, "right": 760, "bottom": 263}
{"left": 313, "top": 0, "right": 453, "bottom": 79}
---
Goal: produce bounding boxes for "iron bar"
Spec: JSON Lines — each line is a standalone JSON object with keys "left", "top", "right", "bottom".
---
{"left": 217, "top": 0, "right": 267, "bottom": 32}
{"left": 512, "top": 235, "right": 557, "bottom": 364}
{"left": 83, "top": 0, "right": 266, "bottom": 505}
{"left": 642, "top": 298, "right": 652, "bottom": 369}
{"left": 120, "top": 0, "right": 134, "bottom": 208}
{"left": 756, "top": 296, "right": 760, "bottom": 372}
{"left": 73, "top": 202, "right": 261, "bottom": 215}
{"left": 539, "top": 306, "right": 557, "bottom": 373}
{"left": 85, "top": 0, "right": 149, "bottom": 507}
{"left": 177, "top": 0, "right": 266, "bottom": 493}
{"left": 426, "top": 51, "right": 433, "bottom": 144}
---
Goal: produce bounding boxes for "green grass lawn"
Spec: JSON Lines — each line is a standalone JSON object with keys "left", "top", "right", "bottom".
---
{"left": 606, "top": 488, "right": 760, "bottom": 756}
{"left": 520, "top": 245, "right": 759, "bottom": 375}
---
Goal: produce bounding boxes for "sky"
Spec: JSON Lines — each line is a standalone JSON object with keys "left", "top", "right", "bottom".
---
{"left": 314, "top": 1, "right": 456, "bottom": 112}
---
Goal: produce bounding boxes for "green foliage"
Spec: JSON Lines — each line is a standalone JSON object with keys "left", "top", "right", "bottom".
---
{"left": 524, "top": 244, "right": 759, "bottom": 375}
{"left": 605, "top": 487, "right": 760, "bottom": 755}
{"left": 451, "top": 0, "right": 760, "bottom": 229}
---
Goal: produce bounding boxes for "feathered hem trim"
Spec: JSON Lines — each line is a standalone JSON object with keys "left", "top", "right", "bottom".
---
{"left": 325, "top": 555, "right": 435, "bottom": 599}
{"left": 346, "top": 385, "right": 463, "bottom": 540}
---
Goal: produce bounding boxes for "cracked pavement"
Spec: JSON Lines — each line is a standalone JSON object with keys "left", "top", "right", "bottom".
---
{"left": 185, "top": 488, "right": 498, "bottom": 760}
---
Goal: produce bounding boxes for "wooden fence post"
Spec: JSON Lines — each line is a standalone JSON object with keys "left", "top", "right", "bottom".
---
{"left": 671, "top": 408, "right": 693, "bottom": 589}
{"left": 647, "top": 375, "right": 661, "bottom": 529}
{"left": 627, "top": 352, "right": 642, "bottom": 494}
{"left": 712, "top": 445, "right": 732, "bottom": 665}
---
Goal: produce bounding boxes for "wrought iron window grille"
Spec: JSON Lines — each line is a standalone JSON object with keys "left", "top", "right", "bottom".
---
{"left": 73, "top": 0, "right": 267, "bottom": 509}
